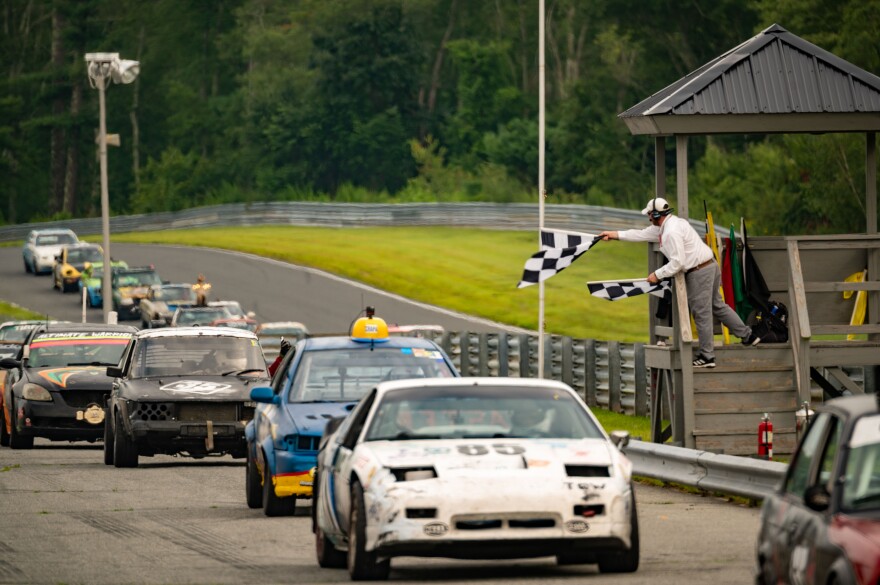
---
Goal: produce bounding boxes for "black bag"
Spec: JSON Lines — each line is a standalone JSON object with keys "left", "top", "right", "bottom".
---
{"left": 750, "top": 300, "right": 789, "bottom": 343}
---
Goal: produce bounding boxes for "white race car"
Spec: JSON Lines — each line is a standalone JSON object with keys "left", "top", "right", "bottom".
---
{"left": 313, "top": 377, "right": 639, "bottom": 580}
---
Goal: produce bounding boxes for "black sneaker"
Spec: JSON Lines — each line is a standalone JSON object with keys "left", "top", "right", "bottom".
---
{"left": 693, "top": 354, "right": 716, "bottom": 368}
{"left": 742, "top": 333, "right": 761, "bottom": 346}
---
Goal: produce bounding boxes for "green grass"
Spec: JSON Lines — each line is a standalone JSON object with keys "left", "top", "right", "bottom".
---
{"left": 0, "top": 300, "right": 47, "bottom": 322}
{"left": 108, "top": 226, "right": 653, "bottom": 342}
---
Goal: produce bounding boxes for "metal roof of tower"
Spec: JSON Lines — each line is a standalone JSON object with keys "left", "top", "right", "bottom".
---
{"left": 619, "top": 24, "right": 880, "bottom": 135}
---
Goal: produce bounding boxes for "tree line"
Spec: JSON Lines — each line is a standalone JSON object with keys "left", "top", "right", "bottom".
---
{"left": 1, "top": 0, "right": 877, "bottom": 235}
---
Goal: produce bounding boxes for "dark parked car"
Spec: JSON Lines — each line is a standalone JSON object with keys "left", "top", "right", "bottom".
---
{"left": 755, "top": 393, "right": 880, "bottom": 585}
{"left": 0, "top": 323, "right": 136, "bottom": 448}
{"left": 104, "top": 326, "right": 269, "bottom": 467}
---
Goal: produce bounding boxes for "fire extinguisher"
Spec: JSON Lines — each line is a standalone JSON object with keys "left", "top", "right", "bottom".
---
{"left": 758, "top": 413, "right": 773, "bottom": 460}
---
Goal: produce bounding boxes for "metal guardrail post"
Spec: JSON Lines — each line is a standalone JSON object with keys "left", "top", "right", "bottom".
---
{"left": 561, "top": 336, "right": 573, "bottom": 386}
{"left": 459, "top": 331, "right": 471, "bottom": 376}
{"left": 608, "top": 340, "right": 621, "bottom": 412}
{"left": 497, "top": 332, "right": 509, "bottom": 377}
{"left": 543, "top": 335, "right": 553, "bottom": 379}
{"left": 584, "top": 338, "right": 597, "bottom": 406}
{"left": 634, "top": 342, "right": 648, "bottom": 417}
{"left": 518, "top": 334, "right": 531, "bottom": 378}
{"left": 478, "top": 333, "right": 489, "bottom": 376}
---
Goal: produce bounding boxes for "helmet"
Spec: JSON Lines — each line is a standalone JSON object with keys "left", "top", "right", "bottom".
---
{"left": 512, "top": 403, "right": 545, "bottom": 428}
{"left": 641, "top": 197, "right": 673, "bottom": 219}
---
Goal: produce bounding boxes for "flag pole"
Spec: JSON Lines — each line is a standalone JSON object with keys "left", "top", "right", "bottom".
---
{"left": 537, "top": 0, "right": 546, "bottom": 378}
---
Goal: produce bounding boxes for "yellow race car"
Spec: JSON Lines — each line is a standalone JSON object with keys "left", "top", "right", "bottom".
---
{"left": 52, "top": 243, "right": 104, "bottom": 293}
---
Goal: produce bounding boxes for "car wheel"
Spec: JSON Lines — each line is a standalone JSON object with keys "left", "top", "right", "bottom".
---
{"left": 103, "top": 412, "right": 115, "bottom": 466}
{"left": 32, "top": 261, "right": 40, "bottom": 275}
{"left": 348, "top": 480, "right": 390, "bottom": 581}
{"left": 245, "top": 449, "right": 263, "bottom": 509}
{"left": 8, "top": 406, "right": 34, "bottom": 450}
{"left": 0, "top": 402, "right": 10, "bottom": 447}
{"left": 113, "top": 411, "right": 138, "bottom": 468}
{"left": 262, "top": 453, "right": 295, "bottom": 516}
{"left": 597, "top": 489, "right": 640, "bottom": 574}
{"left": 24, "top": 259, "right": 31, "bottom": 273}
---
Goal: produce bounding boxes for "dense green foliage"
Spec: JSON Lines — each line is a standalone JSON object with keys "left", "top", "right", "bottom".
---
{"left": 2, "top": 0, "right": 878, "bottom": 233}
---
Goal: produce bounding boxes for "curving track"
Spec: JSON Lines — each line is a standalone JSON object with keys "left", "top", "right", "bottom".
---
{"left": 0, "top": 244, "right": 524, "bottom": 333}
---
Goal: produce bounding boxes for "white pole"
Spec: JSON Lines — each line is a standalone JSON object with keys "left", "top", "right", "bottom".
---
{"left": 97, "top": 75, "right": 113, "bottom": 325}
{"left": 537, "top": 0, "right": 546, "bottom": 378}
{"left": 82, "top": 285, "right": 87, "bottom": 323}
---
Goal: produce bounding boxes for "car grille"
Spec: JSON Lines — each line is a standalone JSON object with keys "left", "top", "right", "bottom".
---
{"left": 134, "top": 402, "right": 173, "bottom": 421}
{"left": 61, "top": 391, "right": 107, "bottom": 408}
{"left": 453, "top": 515, "right": 558, "bottom": 530}
{"left": 565, "top": 464, "right": 610, "bottom": 477}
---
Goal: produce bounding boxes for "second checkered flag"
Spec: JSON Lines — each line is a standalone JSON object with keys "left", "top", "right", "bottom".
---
{"left": 587, "top": 278, "right": 671, "bottom": 301}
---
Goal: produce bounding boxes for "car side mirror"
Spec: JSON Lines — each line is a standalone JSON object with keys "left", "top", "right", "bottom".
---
{"left": 106, "top": 366, "right": 124, "bottom": 378}
{"left": 250, "top": 386, "right": 279, "bottom": 405}
{"left": 0, "top": 357, "right": 20, "bottom": 369}
{"left": 610, "top": 430, "right": 631, "bottom": 449}
{"left": 804, "top": 484, "right": 831, "bottom": 512}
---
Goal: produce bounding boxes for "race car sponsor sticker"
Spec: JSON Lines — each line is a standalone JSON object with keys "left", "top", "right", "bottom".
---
{"left": 159, "top": 380, "right": 236, "bottom": 395}
{"left": 38, "top": 367, "right": 104, "bottom": 388}
{"left": 399, "top": 348, "right": 444, "bottom": 360}
{"left": 31, "top": 332, "right": 131, "bottom": 348}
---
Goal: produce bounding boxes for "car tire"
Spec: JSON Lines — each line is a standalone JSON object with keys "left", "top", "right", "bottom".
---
{"left": 245, "top": 450, "right": 263, "bottom": 509}
{"left": 24, "top": 259, "right": 31, "bottom": 273}
{"left": 597, "top": 489, "right": 640, "bottom": 574}
{"left": 348, "top": 480, "right": 390, "bottom": 581}
{"left": 32, "top": 261, "right": 40, "bottom": 275}
{"left": 0, "top": 402, "right": 10, "bottom": 447}
{"left": 8, "top": 405, "right": 34, "bottom": 450}
{"left": 262, "top": 453, "right": 295, "bottom": 517}
{"left": 113, "top": 411, "right": 138, "bottom": 468}
{"left": 103, "top": 412, "right": 115, "bottom": 466}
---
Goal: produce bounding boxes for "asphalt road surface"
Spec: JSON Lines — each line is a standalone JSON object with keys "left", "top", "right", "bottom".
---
{"left": 0, "top": 244, "right": 525, "bottom": 334}
{"left": 0, "top": 440, "right": 761, "bottom": 585}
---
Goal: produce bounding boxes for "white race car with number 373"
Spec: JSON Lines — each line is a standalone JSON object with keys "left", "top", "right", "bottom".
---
{"left": 312, "top": 377, "right": 639, "bottom": 581}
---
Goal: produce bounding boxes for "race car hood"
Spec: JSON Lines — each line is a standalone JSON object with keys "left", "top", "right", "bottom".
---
{"left": 365, "top": 438, "right": 618, "bottom": 478}
{"left": 289, "top": 401, "right": 356, "bottom": 435}
{"left": 119, "top": 375, "right": 269, "bottom": 401}
{"left": 118, "top": 286, "right": 150, "bottom": 299}
{"left": 26, "top": 366, "right": 114, "bottom": 391}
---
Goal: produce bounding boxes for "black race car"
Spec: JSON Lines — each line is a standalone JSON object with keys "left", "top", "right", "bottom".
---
{"left": 104, "top": 326, "right": 269, "bottom": 467}
{"left": 0, "top": 323, "right": 137, "bottom": 449}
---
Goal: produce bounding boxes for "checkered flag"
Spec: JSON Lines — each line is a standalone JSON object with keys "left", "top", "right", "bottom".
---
{"left": 517, "top": 230, "right": 601, "bottom": 288}
{"left": 587, "top": 278, "right": 671, "bottom": 301}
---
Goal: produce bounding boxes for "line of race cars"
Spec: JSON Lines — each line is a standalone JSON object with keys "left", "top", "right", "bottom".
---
{"left": 10, "top": 229, "right": 880, "bottom": 582}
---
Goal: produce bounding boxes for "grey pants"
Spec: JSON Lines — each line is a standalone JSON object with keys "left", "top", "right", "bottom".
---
{"left": 685, "top": 263, "right": 751, "bottom": 359}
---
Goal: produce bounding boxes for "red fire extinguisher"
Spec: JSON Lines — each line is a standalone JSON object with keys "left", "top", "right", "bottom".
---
{"left": 758, "top": 413, "right": 773, "bottom": 460}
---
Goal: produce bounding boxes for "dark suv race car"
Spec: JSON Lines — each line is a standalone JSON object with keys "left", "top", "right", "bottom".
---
{"left": 104, "top": 326, "right": 269, "bottom": 467}
{"left": 0, "top": 323, "right": 136, "bottom": 449}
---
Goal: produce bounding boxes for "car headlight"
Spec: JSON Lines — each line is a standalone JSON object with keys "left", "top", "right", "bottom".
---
{"left": 120, "top": 298, "right": 134, "bottom": 306}
{"left": 22, "top": 383, "right": 53, "bottom": 401}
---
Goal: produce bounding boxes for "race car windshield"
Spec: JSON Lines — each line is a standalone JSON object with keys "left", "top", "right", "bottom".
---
{"left": 36, "top": 233, "right": 76, "bottom": 246}
{"left": 841, "top": 414, "right": 880, "bottom": 512}
{"left": 364, "top": 385, "right": 605, "bottom": 442}
{"left": 0, "top": 325, "right": 36, "bottom": 343}
{"left": 67, "top": 247, "right": 103, "bottom": 264}
{"left": 117, "top": 272, "right": 161, "bottom": 287}
{"left": 213, "top": 303, "right": 245, "bottom": 317}
{"left": 288, "top": 347, "right": 455, "bottom": 403}
{"left": 28, "top": 333, "right": 131, "bottom": 367}
{"left": 156, "top": 287, "right": 197, "bottom": 303}
{"left": 129, "top": 336, "right": 266, "bottom": 377}
{"left": 175, "top": 308, "right": 230, "bottom": 325}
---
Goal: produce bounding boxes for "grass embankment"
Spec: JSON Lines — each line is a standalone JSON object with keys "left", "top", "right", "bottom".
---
{"left": 0, "top": 300, "right": 46, "bottom": 322}
{"left": 110, "top": 226, "right": 653, "bottom": 342}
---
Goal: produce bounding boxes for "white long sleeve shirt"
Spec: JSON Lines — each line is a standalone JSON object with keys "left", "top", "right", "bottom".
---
{"left": 617, "top": 215, "right": 714, "bottom": 280}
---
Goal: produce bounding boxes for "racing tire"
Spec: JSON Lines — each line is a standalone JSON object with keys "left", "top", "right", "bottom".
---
{"left": 103, "top": 414, "right": 115, "bottom": 466}
{"left": 348, "top": 480, "right": 390, "bottom": 581}
{"left": 32, "top": 262, "right": 40, "bottom": 276}
{"left": 113, "top": 411, "right": 138, "bottom": 468}
{"left": 245, "top": 451, "right": 263, "bottom": 509}
{"left": 262, "top": 455, "right": 296, "bottom": 517}
{"left": 0, "top": 403, "right": 10, "bottom": 447}
{"left": 24, "top": 259, "right": 31, "bottom": 273}
{"left": 8, "top": 410, "right": 34, "bottom": 450}
{"left": 597, "top": 490, "right": 640, "bottom": 574}
{"left": 316, "top": 523, "right": 347, "bottom": 569}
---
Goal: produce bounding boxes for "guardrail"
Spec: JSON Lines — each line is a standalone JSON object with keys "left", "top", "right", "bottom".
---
{"left": 623, "top": 440, "right": 787, "bottom": 500}
{"left": 0, "top": 201, "right": 713, "bottom": 242}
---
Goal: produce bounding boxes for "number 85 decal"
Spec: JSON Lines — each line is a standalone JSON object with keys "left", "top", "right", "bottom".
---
{"left": 457, "top": 444, "right": 525, "bottom": 456}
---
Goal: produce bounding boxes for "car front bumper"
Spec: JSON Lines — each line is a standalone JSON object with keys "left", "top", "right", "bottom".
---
{"left": 272, "top": 449, "right": 317, "bottom": 497}
{"left": 16, "top": 399, "right": 105, "bottom": 441}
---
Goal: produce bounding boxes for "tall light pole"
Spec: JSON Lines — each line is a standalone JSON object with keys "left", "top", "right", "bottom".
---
{"left": 85, "top": 53, "right": 140, "bottom": 324}
{"left": 537, "top": 0, "right": 546, "bottom": 377}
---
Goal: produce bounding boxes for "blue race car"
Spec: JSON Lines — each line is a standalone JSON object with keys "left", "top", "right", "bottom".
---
{"left": 246, "top": 308, "right": 459, "bottom": 516}
{"left": 79, "top": 260, "right": 128, "bottom": 307}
